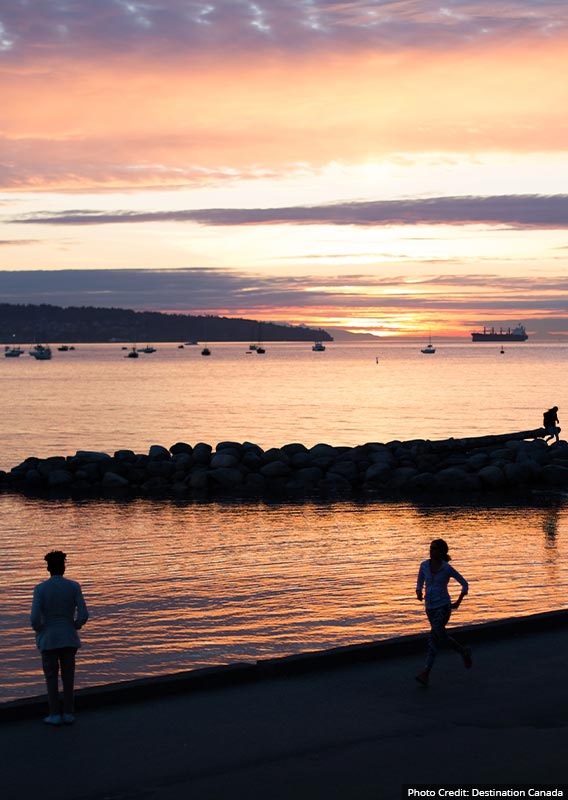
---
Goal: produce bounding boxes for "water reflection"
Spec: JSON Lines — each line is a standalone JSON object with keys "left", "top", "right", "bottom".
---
{"left": 1, "top": 493, "right": 567, "bottom": 701}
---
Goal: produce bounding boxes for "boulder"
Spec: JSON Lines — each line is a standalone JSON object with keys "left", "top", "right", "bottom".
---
{"left": 241, "top": 450, "right": 263, "bottom": 471}
{"left": 74, "top": 451, "right": 111, "bottom": 462}
{"left": 389, "top": 467, "right": 419, "bottom": 489}
{"left": 169, "top": 442, "right": 193, "bottom": 455}
{"left": 24, "top": 469, "right": 43, "bottom": 486}
{"left": 541, "top": 465, "right": 568, "bottom": 487}
{"left": 263, "top": 448, "right": 290, "bottom": 464}
{"left": 216, "top": 441, "right": 243, "bottom": 453}
{"left": 281, "top": 443, "right": 308, "bottom": 456}
{"left": 478, "top": 465, "right": 506, "bottom": 488}
{"left": 244, "top": 473, "right": 266, "bottom": 493}
{"left": 290, "top": 452, "right": 313, "bottom": 469}
{"left": 209, "top": 468, "right": 244, "bottom": 488}
{"left": 309, "top": 443, "right": 338, "bottom": 459}
{"left": 147, "top": 460, "right": 175, "bottom": 478}
{"left": 327, "top": 460, "right": 359, "bottom": 481}
{"left": 435, "top": 467, "right": 472, "bottom": 491}
{"left": 211, "top": 452, "right": 239, "bottom": 469}
{"left": 466, "top": 453, "right": 489, "bottom": 471}
{"left": 192, "top": 443, "right": 212, "bottom": 465}
{"left": 47, "top": 469, "right": 74, "bottom": 488}
{"left": 293, "top": 467, "right": 324, "bottom": 486}
{"left": 319, "top": 473, "right": 352, "bottom": 494}
{"left": 260, "top": 461, "right": 291, "bottom": 479}
{"left": 189, "top": 469, "right": 209, "bottom": 490}
{"left": 364, "top": 463, "right": 392, "bottom": 484}
{"left": 101, "top": 471, "right": 130, "bottom": 489}
{"left": 148, "top": 444, "right": 170, "bottom": 461}
{"left": 114, "top": 450, "right": 136, "bottom": 462}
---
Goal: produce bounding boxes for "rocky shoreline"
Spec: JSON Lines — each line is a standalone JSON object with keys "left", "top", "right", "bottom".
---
{"left": 2, "top": 428, "right": 568, "bottom": 501}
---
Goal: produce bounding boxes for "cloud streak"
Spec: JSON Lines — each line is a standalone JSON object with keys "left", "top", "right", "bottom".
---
{"left": 12, "top": 195, "right": 568, "bottom": 229}
{"left": 1, "top": 1, "right": 566, "bottom": 59}
{"left": 0, "top": 267, "right": 566, "bottom": 314}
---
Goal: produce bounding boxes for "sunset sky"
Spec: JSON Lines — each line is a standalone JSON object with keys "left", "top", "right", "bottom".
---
{"left": 1, "top": 1, "right": 567, "bottom": 338}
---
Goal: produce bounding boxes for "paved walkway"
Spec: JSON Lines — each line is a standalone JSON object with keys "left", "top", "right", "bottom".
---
{"left": 1, "top": 614, "right": 567, "bottom": 800}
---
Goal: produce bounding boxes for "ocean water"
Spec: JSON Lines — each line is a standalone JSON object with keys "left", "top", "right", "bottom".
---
{"left": 1, "top": 341, "right": 566, "bottom": 468}
{"left": 1, "top": 341, "right": 567, "bottom": 701}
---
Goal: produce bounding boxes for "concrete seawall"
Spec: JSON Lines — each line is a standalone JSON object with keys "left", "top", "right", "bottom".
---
{"left": 2, "top": 428, "right": 567, "bottom": 501}
{"left": 3, "top": 608, "right": 566, "bottom": 723}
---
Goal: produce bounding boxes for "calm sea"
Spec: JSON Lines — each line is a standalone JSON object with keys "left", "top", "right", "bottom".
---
{"left": 1, "top": 341, "right": 567, "bottom": 701}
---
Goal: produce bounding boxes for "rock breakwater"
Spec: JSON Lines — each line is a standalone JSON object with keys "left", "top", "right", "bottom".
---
{"left": 1, "top": 429, "right": 567, "bottom": 501}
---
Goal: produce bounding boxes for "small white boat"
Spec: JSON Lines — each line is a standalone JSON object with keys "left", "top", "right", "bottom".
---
{"left": 312, "top": 341, "right": 326, "bottom": 351}
{"left": 4, "top": 345, "right": 24, "bottom": 358}
{"left": 139, "top": 345, "right": 156, "bottom": 353}
{"left": 29, "top": 344, "right": 52, "bottom": 360}
{"left": 421, "top": 334, "right": 436, "bottom": 354}
{"left": 249, "top": 343, "right": 258, "bottom": 351}
{"left": 184, "top": 341, "right": 198, "bottom": 346}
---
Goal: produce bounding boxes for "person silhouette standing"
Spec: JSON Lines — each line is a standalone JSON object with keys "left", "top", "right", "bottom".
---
{"left": 415, "top": 539, "right": 471, "bottom": 686}
{"left": 31, "top": 550, "right": 89, "bottom": 725}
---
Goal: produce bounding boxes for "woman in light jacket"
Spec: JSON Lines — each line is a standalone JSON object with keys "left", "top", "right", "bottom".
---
{"left": 31, "top": 550, "right": 89, "bottom": 725}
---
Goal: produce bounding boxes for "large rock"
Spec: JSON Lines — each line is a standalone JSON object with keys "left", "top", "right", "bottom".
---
{"left": 47, "top": 469, "right": 73, "bottom": 488}
{"left": 260, "top": 461, "right": 291, "bottom": 479}
{"left": 541, "top": 465, "right": 568, "bottom": 487}
{"left": 293, "top": 466, "right": 324, "bottom": 487}
{"left": 364, "top": 463, "right": 392, "bottom": 484}
{"left": 192, "top": 443, "right": 212, "bottom": 465}
{"left": 478, "top": 465, "right": 506, "bottom": 488}
{"left": 435, "top": 467, "right": 472, "bottom": 491}
{"left": 147, "top": 460, "right": 175, "bottom": 478}
{"left": 148, "top": 444, "right": 170, "bottom": 461}
{"left": 211, "top": 452, "right": 239, "bottom": 469}
{"left": 101, "top": 471, "right": 130, "bottom": 489}
{"left": 327, "top": 460, "right": 358, "bottom": 481}
{"left": 74, "top": 450, "right": 111, "bottom": 463}
{"left": 319, "top": 473, "right": 352, "bottom": 494}
{"left": 169, "top": 442, "right": 193, "bottom": 455}
{"left": 389, "top": 467, "right": 419, "bottom": 489}
{"left": 263, "top": 448, "right": 290, "bottom": 464}
{"left": 209, "top": 468, "right": 243, "bottom": 488}
{"left": 309, "top": 443, "right": 338, "bottom": 460}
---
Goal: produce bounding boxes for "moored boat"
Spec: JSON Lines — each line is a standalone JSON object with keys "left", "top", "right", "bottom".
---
{"left": 4, "top": 345, "right": 24, "bottom": 358}
{"left": 421, "top": 333, "right": 436, "bottom": 354}
{"left": 312, "top": 341, "right": 326, "bottom": 351}
{"left": 29, "top": 344, "right": 52, "bottom": 360}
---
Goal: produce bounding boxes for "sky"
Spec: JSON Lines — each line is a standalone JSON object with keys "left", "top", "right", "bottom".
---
{"left": 1, "top": 1, "right": 567, "bottom": 338}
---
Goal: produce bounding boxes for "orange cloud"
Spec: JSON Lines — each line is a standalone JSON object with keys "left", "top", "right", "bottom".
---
{"left": 1, "top": 35, "right": 567, "bottom": 190}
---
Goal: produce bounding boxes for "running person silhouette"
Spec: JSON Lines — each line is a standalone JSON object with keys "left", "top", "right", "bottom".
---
{"left": 415, "top": 539, "right": 472, "bottom": 686}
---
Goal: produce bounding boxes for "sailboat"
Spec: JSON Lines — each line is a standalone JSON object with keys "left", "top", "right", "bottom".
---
{"left": 255, "top": 322, "right": 265, "bottom": 354}
{"left": 421, "top": 333, "right": 436, "bottom": 354}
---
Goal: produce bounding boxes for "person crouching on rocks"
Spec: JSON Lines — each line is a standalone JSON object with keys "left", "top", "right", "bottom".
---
{"left": 543, "top": 406, "right": 560, "bottom": 444}
{"left": 415, "top": 538, "right": 471, "bottom": 687}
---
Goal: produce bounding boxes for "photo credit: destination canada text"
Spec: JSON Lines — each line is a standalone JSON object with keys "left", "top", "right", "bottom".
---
{"left": 402, "top": 787, "right": 567, "bottom": 798}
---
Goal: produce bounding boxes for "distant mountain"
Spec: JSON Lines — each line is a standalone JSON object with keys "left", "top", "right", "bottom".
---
{"left": 0, "top": 304, "right": 333, "bottom": 344}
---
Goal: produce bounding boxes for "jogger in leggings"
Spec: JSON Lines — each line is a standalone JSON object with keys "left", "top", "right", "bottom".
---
{"left": 415, "top": 538, "right": 472, "bottom": 686}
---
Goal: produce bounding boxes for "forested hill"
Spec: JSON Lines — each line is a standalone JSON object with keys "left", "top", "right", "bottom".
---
{"left": 0, "top": 304, "right": 333, "bottom": 344}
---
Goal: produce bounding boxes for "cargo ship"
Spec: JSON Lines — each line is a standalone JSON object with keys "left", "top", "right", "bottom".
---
{"left": 471, "top": 324, "right": 528, "bottom": 342}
